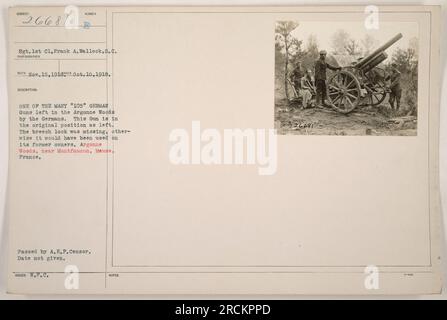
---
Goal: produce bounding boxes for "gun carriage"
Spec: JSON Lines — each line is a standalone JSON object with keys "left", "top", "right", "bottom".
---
{"left": 327, "top": 33, "right": 403, "bottom": 113}
{"left": 288, "top": 33, "right": 403, "bottom": 114}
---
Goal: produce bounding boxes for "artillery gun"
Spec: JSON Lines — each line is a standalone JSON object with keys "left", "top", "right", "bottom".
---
{"left": 327, "top": 33, "right": 403, "bottom": 113}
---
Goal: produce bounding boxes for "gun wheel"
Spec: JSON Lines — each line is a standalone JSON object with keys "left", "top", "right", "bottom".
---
{"left": 363, "top": 80, "right": 387, "bottom": 106}
{"left": 328, "top": 70, "right": 361, "bottom": 114}
{"left": 361, "top": 68, "right": 388, "bottom": 106}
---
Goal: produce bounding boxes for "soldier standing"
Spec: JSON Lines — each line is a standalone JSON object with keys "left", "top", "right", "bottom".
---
{"left": 314, "top": 50, "right": 341, "bottom": 107}
{"left": 289, "top": 60, "right": 303, "bottom": 93}
{"left": 389, "top": 63, "right": 402, "bottom": 111}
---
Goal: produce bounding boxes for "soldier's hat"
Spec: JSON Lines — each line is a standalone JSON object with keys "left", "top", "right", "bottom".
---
{"left": 319, "top": 50, "right": 327, "bottom": 55}
{"left": 391, "top": 62, "right": 397, "bottom": 67}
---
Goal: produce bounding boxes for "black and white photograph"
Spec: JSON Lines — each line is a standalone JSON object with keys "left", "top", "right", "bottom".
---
{"left": 1, "top": 3, "right": 445, "bottom": 300}
{"left": 275, "top": 21, "right": 419, "bottom": 135}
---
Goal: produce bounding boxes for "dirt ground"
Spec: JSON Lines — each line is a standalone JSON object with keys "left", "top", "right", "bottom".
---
{"left": 274, "top": 99, "right": 417, "bottom": 136}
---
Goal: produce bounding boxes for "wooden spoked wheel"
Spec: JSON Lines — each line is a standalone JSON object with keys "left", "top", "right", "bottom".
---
{"left": 328, "top": 70, "right": 361, "bottom": 114}
{"left": 363, "top": 79, "right": 387, "bottom": 106}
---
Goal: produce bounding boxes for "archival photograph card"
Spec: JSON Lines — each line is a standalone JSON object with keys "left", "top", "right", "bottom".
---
{"left": 7, "top": 5, "right": 442, "bottom": 295}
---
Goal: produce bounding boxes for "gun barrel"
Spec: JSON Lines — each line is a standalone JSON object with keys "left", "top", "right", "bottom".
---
{"left": 356, "top": 33, "right": 403, "bottom": 69}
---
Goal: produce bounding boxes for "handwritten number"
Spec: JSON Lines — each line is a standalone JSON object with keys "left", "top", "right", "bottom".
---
{"left": 22, "top": 16, "right": 33, "bottom": 24}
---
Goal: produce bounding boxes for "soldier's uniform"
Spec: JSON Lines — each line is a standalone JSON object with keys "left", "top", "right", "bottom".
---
{"left": 389, "top": 69, "right": 402, "bottom": 110}
{"left": 289, "top": 66, "right": 303, "bottom": 92}
{"left": 314, "top": 52, "right": 340, "bottom": 106}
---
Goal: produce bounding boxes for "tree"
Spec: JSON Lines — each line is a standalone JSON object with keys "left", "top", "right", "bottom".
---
{"left": 361, "top": 34, "right": 379, "bottom": 55}
{"left": 391, "top": 43, "right": 419, "bottom": 115}
{"left": 330, "top": 29, "right": 350, "bottom": 55}
{"left": 331, "top": 29, "right": 363, "bottom": 56}
{"left": 306, "top": 34, "right": 319, "bottom": 59}
{"left": 275, "top": 21, "right": 299, "bottom": 101}
{"left": 345, "top": 39, "right": 361, "bottom": 55}
{"left": 294, "top": 34, "right": 319, "bottom": 72}
{"left": 275, "top": 41, "right": 285, "bottom": 76}
{"left": 392, "top": 47, "right": 417, "bottom": 74}
{"left": 408, "top": 37, "right": 419, "bottom": 61}
{"left": 289, "top": 37, "right": 305, "bottom": 63}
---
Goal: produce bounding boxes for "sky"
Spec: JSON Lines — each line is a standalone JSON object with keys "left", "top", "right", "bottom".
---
{"left": 289, "top": 21, "right": 419, "bottom": 57}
